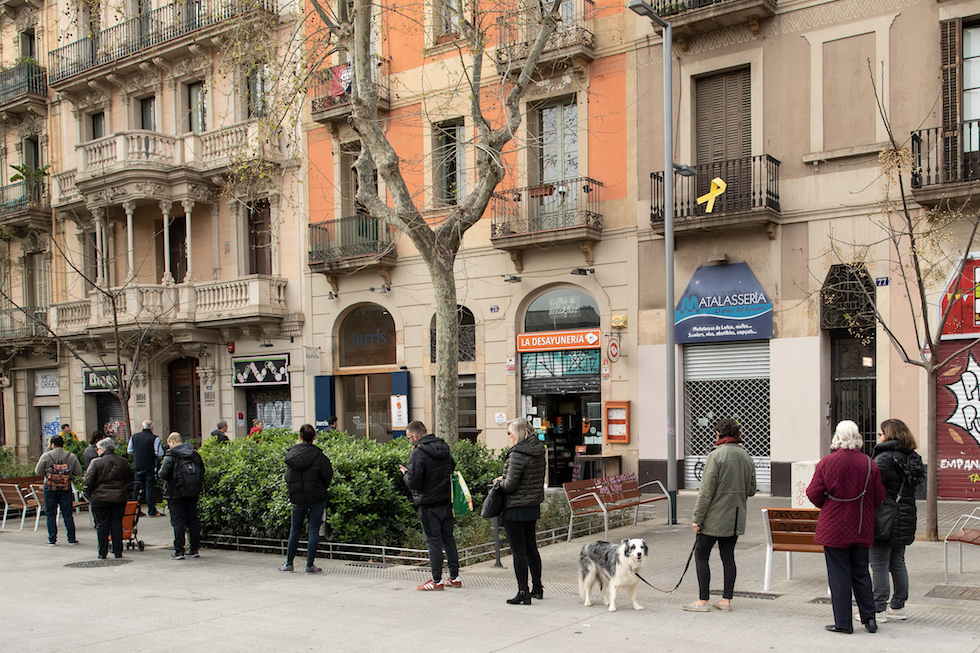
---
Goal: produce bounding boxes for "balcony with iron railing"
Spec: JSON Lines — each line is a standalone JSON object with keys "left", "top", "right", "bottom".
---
{"left": 308, "top": 214, "right": 397, "bottom": 275}
{"left": 650, "top": 155, "right": 780, "bottom": 234}
{"left": 910, "top": 119, "right": 980, "bottom": 208}
{"left": 495, "top": 0, "right": 595, "bottom": 74}
{"left": 50, "top": 275, "right": 288, "bottom": 335}
{"left": 649, "top": 0, "right": 776, "bottom": 41}
{"left": 0, "top": 61, "right": 47, "bottom": 114}
{"left": 0, "top": 180, "right": 51, "bottom": 230}
{"left": 490, "top": 177, "right": 603, "bottom": 254}
{"left": 0, "top": 307, "right": 48, "bottom": 341}
{"left": 48, "top": 0, "right": 277, "bottom": 87}
{"left": 310, "top": 57, "right": 391, "bottom": 125}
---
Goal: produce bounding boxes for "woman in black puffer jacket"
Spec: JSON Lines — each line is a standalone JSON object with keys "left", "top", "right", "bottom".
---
{"left": 497, "top": 418, "right": 546, "bottom": 605}
{"left": 870, "top": 419, "right": 925, "bottom": 622}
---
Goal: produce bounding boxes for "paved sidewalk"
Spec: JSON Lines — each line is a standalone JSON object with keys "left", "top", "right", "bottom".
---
{"left": 1, "top": 492, "right": 979, "bottom": 653}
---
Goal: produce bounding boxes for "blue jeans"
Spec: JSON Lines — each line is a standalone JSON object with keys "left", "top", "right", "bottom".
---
{"left": 870, "top": 542, "right": 908, "bottom": 612}
{"left": 286, "top": 501, "right": 326, "bottom": 568}
{"left": 43, "top": 488, "right": 76, "bottom": 544}
{"left": 132, "top": 469, "right": 157, "bottom": 515}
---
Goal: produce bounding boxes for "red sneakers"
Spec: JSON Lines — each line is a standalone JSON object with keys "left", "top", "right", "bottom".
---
{"left": 417, "top": 579, "right": 445, "bottom": 591}
{"left": 445, "top": 577, "right": 462, "bottom": 588}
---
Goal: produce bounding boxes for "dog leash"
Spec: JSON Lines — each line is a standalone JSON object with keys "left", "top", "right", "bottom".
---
{"left": 635, "top": 534, "right": 698, "bottom": 594}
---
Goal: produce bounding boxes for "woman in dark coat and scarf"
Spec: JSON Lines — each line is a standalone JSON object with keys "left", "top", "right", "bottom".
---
{"left": 870, "top": 419, "right": 925, "bottom": 622}
{"left": 497, "top": 418, "right": 546, "bottom": 605}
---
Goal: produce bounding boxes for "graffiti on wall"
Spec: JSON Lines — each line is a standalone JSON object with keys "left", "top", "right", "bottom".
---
{"left": 937, "top": 344, "right": 980, "bottom": 498}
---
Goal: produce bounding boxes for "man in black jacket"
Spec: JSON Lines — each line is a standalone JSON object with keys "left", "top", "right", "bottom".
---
{"left": 128, "top": 420, "right": 163, "bottom": 516}
{"left": 280, "top": 424, "right": 334, "bottom": 573}
{"left": 158, "top": 432, "right": 205, "bottom": 560}
{"left": 399, "top": 420, "right": 460, "bottom": 591}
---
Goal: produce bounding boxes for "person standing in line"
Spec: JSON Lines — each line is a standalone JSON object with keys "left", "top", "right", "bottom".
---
{"left": 497, "top": 418, "right": 546, "bottom": 605}
{"left": 249, "top": 419, "right": 264, "bottom": 438}
{"left": 128, "top": 420, "right": 164, "bottom": 516}
{"left": 61, "top": 424, "right": 78, "bottom": 441}
{"left": 280, "top": 424, "right": 333, "bottom": 573}
{"left": 83, "top": 438, "right": 134, "bottom": 559}
{"left": 807, "top": 420, "right": 885, "bottom": 634}
{"left": 210, "top": 420, "right": 230, "bottom": 443}
{"left": 870, "top": 419, "right": 925, "bottom": 623}
{"left": 158, "top": 432, "right": 206, "bottom": 560}
{"left": 326, "top": 416, "right": 339, "bottom": 434}
{"left": 683, "top": 418, "right": 757, "bottom": 613}
{"left": 399, "top": 420, "right": 460, "bottom": 591}
{"left": 34, "top": 435, "right": 84, "bottom": 546}
{"left": 83, "top": 431, "right": 104, "bottom": 470}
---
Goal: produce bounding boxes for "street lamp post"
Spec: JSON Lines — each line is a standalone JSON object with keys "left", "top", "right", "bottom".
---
{"left": 628, "top": 0, "right": 678, "bottom": 524}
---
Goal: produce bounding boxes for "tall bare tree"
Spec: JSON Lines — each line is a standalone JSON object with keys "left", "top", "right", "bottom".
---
{"left": 307, "top": 0, "right": 564, "bottom": 443}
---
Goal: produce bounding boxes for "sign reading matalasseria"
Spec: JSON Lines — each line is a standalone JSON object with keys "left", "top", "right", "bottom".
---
{"left": 675, "top": 263, "right": 772, "bottom": 344}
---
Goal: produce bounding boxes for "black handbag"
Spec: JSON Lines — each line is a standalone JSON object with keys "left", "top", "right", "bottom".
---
{"left": 481, "top": 481, "right": 505, "bottom": 519}
{"left": 874, "top": 476, "right": 905, "bottom": 540}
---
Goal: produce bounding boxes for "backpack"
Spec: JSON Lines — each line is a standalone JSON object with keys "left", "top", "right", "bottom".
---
{"left": 172, "top": 454, "right": 203, "bottom": 497}
{"left": 45, "top": 454, "right": 73, "bottom": 491}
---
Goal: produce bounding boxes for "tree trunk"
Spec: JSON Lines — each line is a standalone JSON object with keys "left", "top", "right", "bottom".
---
{"left": 925, "top": 365, "right": 939, "bottom": 541}
{"left": 428, "top": 250, "right": 460, "bottom": 444}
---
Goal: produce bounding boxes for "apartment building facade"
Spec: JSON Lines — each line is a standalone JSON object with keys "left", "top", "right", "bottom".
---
{"left": 0, "top": 0, "right": 314, "bottom": 458}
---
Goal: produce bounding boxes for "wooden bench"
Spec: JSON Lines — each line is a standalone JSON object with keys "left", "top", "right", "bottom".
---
{"left": 0, "top": 482, "right": 41, "bottom": 531}
{"left": 945, "top": 507, "right": 980, "bottom": 584}
{"left": 762, "top": 508, "right": 823, "bottom": 591}
{"left": 563, "top": 473, "right": 671, "bottom": 542}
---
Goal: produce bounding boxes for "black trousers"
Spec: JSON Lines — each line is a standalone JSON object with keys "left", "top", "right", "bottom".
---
{"left": 418, "top": 503, "right": 459, "bottom": 583}
{"left": 503, "top": 519, "right": 542, "bottom": 593}
{"left": 824, "top": 545, "right": 876, "bottom": 628}
{"left": 91, "top": 501, "right": 125, "bottom": 558}
{"left": 694, "top": 533, "right": 738, "bottom": 601}
{"left": 167, "top": 495, "right": 201, "bottom": 555}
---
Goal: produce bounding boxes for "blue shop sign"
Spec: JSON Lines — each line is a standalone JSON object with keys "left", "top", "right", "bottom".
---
{"left": 675, "top": 263, "right": 772, "bottom": 344}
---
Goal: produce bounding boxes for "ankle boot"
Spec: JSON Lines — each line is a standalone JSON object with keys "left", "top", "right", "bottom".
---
{"left": 530, "top": 585, "right": 544, "bottom": 600}
{"left": 507, "top": 590, "right": 531, "bottom": 605}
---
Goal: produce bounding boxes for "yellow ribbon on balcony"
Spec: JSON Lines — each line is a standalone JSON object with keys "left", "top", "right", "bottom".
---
{"left": 696, "top": 177, "right": 727, "bottom": 213}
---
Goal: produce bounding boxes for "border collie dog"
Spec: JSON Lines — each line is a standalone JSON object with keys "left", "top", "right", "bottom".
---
{"left": 578, "top": 538, "right": 648, "bottom": 612}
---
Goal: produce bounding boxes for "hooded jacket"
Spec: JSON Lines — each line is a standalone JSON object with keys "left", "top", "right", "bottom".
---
{"left": 807, "top": 448, "right": 885, "bottom": 548}
{"left": 284, "top": 442, "right": 334, "bottom": 505}
{"left": 158, "top": 442, "right": 206, "bottom": 499}
{"left": 872, "top": 439, "right": 925, "bottom": 546}
{"left": 83, "top": 453, "right": 134, "bottom": 504}
{"left": 403, "top": 434, "right": 454, "bottom": 507}
{"left": 499, "top": 436, "right": 546, "bottom": 509}
{"left": 692, "top": 442, "right": 757, "bottom": 537}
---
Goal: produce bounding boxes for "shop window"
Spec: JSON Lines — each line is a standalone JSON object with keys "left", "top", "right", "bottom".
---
{"left": 339, "top": 304, "right": 396, "bottom": 367}
{"left": 524, "top": 287, "right": 599, "bottom": 332}
{"left": 340, "top": 374, "right": 391, "bottom": 442}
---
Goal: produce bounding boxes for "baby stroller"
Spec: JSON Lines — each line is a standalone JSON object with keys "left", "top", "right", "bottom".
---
{"left": 115, "top": 500, "right": 145, "bottom": 551}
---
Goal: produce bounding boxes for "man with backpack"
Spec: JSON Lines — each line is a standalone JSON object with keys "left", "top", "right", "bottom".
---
{"left": 34, "top": 435, "right": 84, "bottom": 546}
{"left": 158, "top": 432, "right": 205, "bottom": 560}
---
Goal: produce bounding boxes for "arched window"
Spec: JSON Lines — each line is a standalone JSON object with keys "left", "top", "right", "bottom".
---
{"left": 430, "top": 306, "right": 476, "bottom": 363}
{"left": 524, "top": 288, "right": 599, "bottom": 332}
{"left": 339, "top": 304, "right": 396, "bottom": 367}
{"left": 821, "top": 264, "right": 876, "bottom": 330}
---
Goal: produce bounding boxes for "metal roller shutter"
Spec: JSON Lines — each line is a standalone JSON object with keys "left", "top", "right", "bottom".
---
{"left": 683, "top": 341, "right": 771, "bottom": 492}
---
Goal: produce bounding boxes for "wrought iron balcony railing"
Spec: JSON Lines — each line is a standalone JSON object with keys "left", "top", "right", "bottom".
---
{"left": 48, "top": 0, "right": 277, "bottom": 84}
{"left": 495, "top": 0, "right": 595, "bottom": 63}
{"left": 0, "top": 306, "right": 48, "bottom": 339}
{"left": 308, "top": 214, "right": 396, "bottom": 264}
{"left": 310, "top": 56, "right": 391, "bottom": 116}
{"left": 911, "top": 120, "right": 980, "bottom": 188}
{"left": 0, "top": 180, "right": 49, "bottom": 214}
{"left": 491, "top": 177, "right": 602, "bottom": 237}
{"left": 0, "top": 61, "right": 47, "bottom": 107}
{"left": 651, "top": 154, "right": 779, "bottom": 223}
{"left": 653, "top": 0, "right": 731, "bottom": 16}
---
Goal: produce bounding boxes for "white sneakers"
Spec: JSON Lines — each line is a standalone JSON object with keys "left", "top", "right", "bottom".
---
{"left": 886, "top": 606, "right": 907, "bottom": 620}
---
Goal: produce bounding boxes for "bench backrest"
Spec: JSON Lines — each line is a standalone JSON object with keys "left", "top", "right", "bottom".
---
{"left": 0, "top": 483, "right": 34, "bottom": 508}
{"left": 564, "top": 473, "right": 640, "bottom": 509}
{"left": 0, "top": 476, "right": 43, "bottom": 488}
{"left": 764, "top": 508, "right": 821, "bottom": 549}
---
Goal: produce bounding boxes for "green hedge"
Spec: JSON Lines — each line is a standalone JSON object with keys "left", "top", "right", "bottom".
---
{"left": 196, "top": 429, "right": 510, "bottom": 547}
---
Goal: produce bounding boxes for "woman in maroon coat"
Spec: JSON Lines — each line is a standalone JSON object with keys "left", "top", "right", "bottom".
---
{"left": 807, "top": 420, "right": 885, "bottom": 634}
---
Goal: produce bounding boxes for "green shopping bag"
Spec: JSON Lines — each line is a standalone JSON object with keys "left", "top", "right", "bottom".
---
{"left": 451, "top": 471, "right": 473, "bottom": 517}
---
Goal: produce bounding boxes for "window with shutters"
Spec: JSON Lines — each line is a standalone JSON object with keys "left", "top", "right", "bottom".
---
{"left": 434, "top": 120, "right": 466, "bottom": 206}
{"left": 695, "top": 68, "right": 751, "bottom": 213}
{"left": 531, "top": 97, "right": 578, "bottom": 186}
{"left": 247, "top": 200, "right": 272, "bottom": 276}
{"left": 24, "top": 252, "right": 50, "bottom": 309}
{"left": 940, "top": 19, "right": 980, "bottom": 181}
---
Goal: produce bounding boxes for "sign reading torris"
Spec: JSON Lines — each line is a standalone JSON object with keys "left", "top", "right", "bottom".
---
{"left": 675, "top": 263, "right": 772, "bottom": 344}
